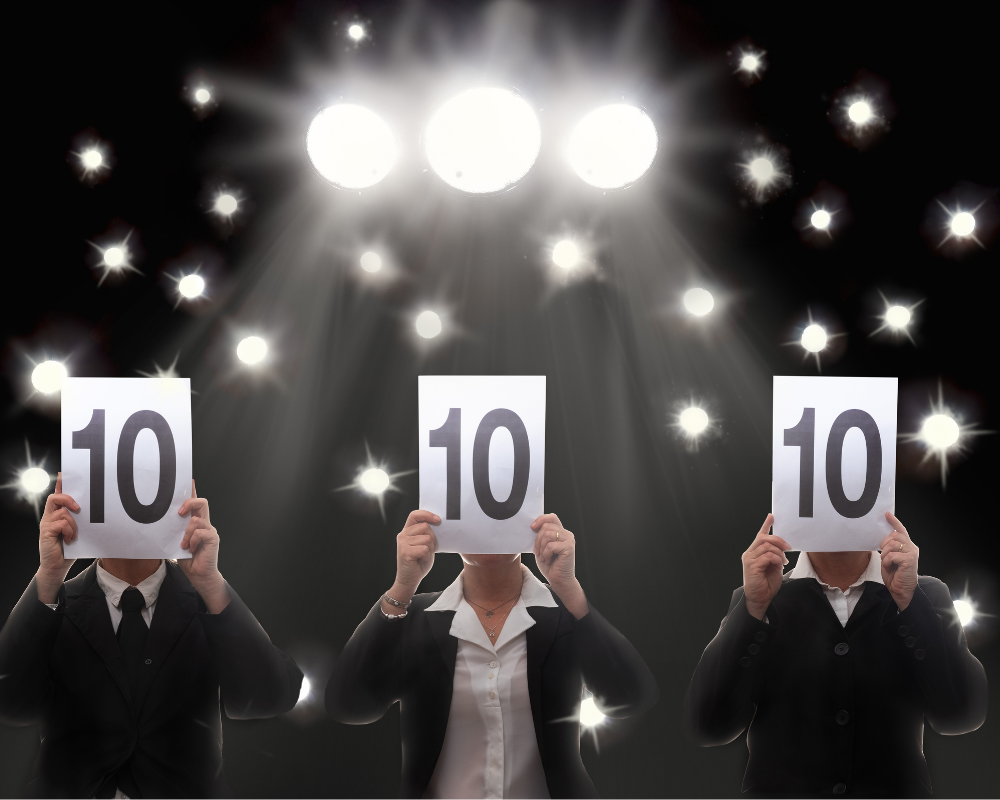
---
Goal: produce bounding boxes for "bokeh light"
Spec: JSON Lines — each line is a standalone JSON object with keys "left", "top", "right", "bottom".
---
{"left": 567, "top": 104, "right": 658, "bottom": 189}
{"left": 194, "top": 88, "right": 211, "bottom": 105}
{"left": 801, "top": 324, "right": 828, "bottom": 353}
{"left": 848, "top": 101, "right": 873, "bottom": 125}
{"left": 810, "top": 209, "right": 831, "bottom": 230}
{"left": 950, "top": 212, "right": 976, "bottom": 237}
{"left": 31, "top": 360, "right": 67, "bottom": 394}
{"left": 104, "top": 247, "right": 125, "bottom": 268}
{"left": 348, "top": 24, "right": 364, "bottom": 40}
{"left": 81, "top": 149, "right": 103, "bottom": 170}
{"left": 215, "top": 194, "right": 238, "bottom": 215}
{"left": 552, "top": 240, "right": 580, "bottom": 269}
{"left": 921, "top": 413, "right": 960, "bottom": 450}
{"left": 360, "top": 251, "right": 382, "bottom": 273}
{"left": 679, "top": 407, "right": 709, "bottom": 435}
{"left": 740, "top": 55, "right": 759, "bottom": 72}
{"left": 415, "top": 311, "right": 442, "bottom": 339}
{"left": 307, "top": 104, "right": 397, "bottom": 189}
{"left": 749, "top": 157, "right": 774, "bottom": 184}
{"left": 683, "top": 288, "right": 714, "bottom": 316}
{"left": 21, "top": 467, "right": 50, "bottom": 494}
{"left": 360, "top": 468, "right": 390, "bottom": 494}
{"left": 237, "top": 336, "right": 268, "bottom": 365}
{"left": 178, "top": 274, "right": 205, "bottom": 299}
{"left": 425, "top": 87, "right": 540, "bottom": 194}
{"left": 885, "top": 305, "right": 911, "bottom": 329}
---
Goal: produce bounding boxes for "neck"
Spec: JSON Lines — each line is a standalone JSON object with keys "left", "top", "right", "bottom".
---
{"left": 463, "top": 557, "right": 524, "bottom": 605}
{"left": 99, "top": 558, "right": 161, "bottom": 587}
{"left": 807, "top": 551, "right": 871, "bottom": 592}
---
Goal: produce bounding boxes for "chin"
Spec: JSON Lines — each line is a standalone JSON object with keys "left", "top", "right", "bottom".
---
{"left": 460, "top": 553, "right": 521, "bottom": 569}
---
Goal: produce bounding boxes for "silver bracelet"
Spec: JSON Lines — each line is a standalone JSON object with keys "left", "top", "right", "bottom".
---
{"left": 380, "top": 606, "right": 407, "bottom": 621}
{"left": 383, "top": 592, "right": 412, "bottom": 609}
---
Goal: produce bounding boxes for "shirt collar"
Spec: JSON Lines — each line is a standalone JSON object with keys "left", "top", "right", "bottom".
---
{"left": 96, "top": 559, "right": 166, "bottom": 608}
{"left": 788, "top": 551, "right": 883, "bottom": 590}
{"left": 426, "top": 564, "right": 558, "bottom": 612}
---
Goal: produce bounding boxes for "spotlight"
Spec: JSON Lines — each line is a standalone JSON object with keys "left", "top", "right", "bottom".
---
{"left": 679, "top": 407, "right": 709, "bottom": 435}
{"left": 749, "top": 157, "right": 774, "bottom": 185}
{"left": 552, "top": 240, "right": 580, "bottom": 269}
{"left": 740, "top": 55, "right": 759, "bottom": 72}
{"left": 580, "top": 697, "right": 606, "bottom": 728}
{"left": 810, "top": 209, "right": 831, "bottom": 230}
{"left": 415, "top": 311, "right": 442, "bottom": 339}
{"left": 104, "top": 247, "right": 125, "bottom": 268}
{"left": 567, "top": 104, "right": 658, "bottom": 190}
{"left": 194, "top": 88, "right": 211, "bottom": 105}
{"left": 801, "top": 324, "right": 827, "bottom": 353}
{"left": 307, "top": 104, "right": 397, "bottom": 189}
{"left": 178, "top": 274, "right": 205, "bottom": 299}
{"left": 683, "top": 288, "right": 714, "bottom": 316}
{"left": 297, "top": 676, "right": 311, "bottom": 704}
{"left": 80, "top": 149, "right": 103, "bottom": 170}
{"left": 950, "top": 212, "right": 976, "bottom": 237}
{"left": 921, "top": 413, "right": 960, "bottom": 450}
{"left": 31, "top": 360, "right": 67, "bottom": 394}
{"left": 236, "top": 336, "right": 268, "bottom": 365}
{"left": 360, "top": 251, "right": 382, "bottom": 273}
{"left": 21, "top": 467, "right": 51, "bottom": 495}
{"left": 360, "top": 468, "right": 390, "bottom": 494}
{"left": 214, "top": 194, "right": 238, "bottom": 215}
{"left": 885, "top": 305, "right": 911, "bottom": 329}
{"left": 848, "top": 101, "right": 873, "bottom": 125}
{"left": 425, "top": 87, "right": 541, "bottom": 194}
{"left": 953, "top": 598, "right": 975, "bottom": 627}
{"left": 348, "top": 23, "right": 365, "bottom": 41}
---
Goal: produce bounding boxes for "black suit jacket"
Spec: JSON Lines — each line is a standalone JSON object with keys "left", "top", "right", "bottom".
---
{"left": 0, "top": 562, "right": 303, "bottom": 798}
{"left": 326, "top": 590, "right": 658, "bottom": 798}
{"left": 683, "top": 575, "right": 988, "bottom": 797}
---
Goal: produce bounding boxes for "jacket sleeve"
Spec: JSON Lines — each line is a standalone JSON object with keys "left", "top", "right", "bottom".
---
{"left": 325, "top": 600, "right": 404, "bottom": 724}
{"left": 0, "top": 577, "right": 63, "bottom": 725}
{"left": 882, "top": 577, "right": 988, "bottom": 735}
{"left": 682, "top": 587, "right": 776, "bottom": 746}
{"left": 198, "top": 582, "right": 303, "bottom": 719}
{"left": 573, "top": 604, "right": 659, "bottom": 718}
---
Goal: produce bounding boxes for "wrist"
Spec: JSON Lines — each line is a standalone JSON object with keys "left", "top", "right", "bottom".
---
{"left": 387, "top": 581, "right": 417, "bottom": 605}
{"left": 550, "top": 577, "right": 588, "bottom": 620}
{"left": 190, "top": 572, "right": 230, "bottom": 614}
{"left": 36, "top": 567, "right": 69, "bottom": 605}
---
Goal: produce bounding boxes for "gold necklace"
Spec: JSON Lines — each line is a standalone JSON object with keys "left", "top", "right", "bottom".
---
{"left": 481, "top": 593, "right": 521, "bottom": 640}
{"left": 466, "top": 592, "right": 520, "bottom": 619}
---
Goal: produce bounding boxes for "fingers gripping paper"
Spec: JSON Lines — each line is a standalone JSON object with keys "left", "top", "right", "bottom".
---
{"left": 772, "top": 376, "right": 897, "bottom": 551}
{"left": 419, "top": 376, "right": 545, "bottom": 553}
{"left": 61, "top": 378, "right": 192, "bottom": 559}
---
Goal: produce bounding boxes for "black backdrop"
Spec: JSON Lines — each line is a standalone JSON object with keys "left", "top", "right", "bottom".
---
{"left": 2, "top": 1, "right": 998, "bottom": 797}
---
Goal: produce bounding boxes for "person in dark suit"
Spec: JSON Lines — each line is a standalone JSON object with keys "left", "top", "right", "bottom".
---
{"left": 684, "top": 511, "right": 988, "bottom": 797}
{"left": 326, "top": 510, "right": 658, "bottom": 799}
{"left": 0, "top": 475, "right": 303, "bottom": 798}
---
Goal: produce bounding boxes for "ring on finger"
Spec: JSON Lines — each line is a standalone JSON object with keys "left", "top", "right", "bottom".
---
{"left": 898, "top": 542, "right": 903, "bottom": 552}
{"left": 556, "top": 531, "right": 560, "bottom": 540}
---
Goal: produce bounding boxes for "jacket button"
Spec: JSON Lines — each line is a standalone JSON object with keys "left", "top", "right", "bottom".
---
{"left": 915, "top": 649, "right": 926, "bottom": 660}
{"left": 897, "top": 625, "right": 909, "bottom": 637}
{"left": 145, "top": 658, "right": 152, "bottom": 665}
{"left": 835, "top": 710, "right": 850, "bottom": 726}
{"left": 834, "top": 642, "right": 849, "bottom": 656}
{"left": 905, "top": 636, "right": 916, "bottom": 648}
{"left": 833, "top": 782, "right": 847, "bottom": 794}
{"left": 748, "top": 644, "right": 760, "bottom": 655}
{"left": 739, "top": 657, "right": 752, "bottom": 668}
{"left": 755, "top": 630, "right": 767, "bottom": 642}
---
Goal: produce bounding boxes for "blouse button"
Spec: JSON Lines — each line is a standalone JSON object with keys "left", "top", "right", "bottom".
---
{"left": 488, "top": 673, "right": 494, "bottom": 679}
{"left": 490, "top": 660, "right": 499, "bottom": 669}
{"left": 488, "top": 691, "right": 496, "bottom": 699}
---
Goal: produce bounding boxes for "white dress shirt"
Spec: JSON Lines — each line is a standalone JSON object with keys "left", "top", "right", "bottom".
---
{"left": 786, "top": 551, "right": 884, "bottom": 626}
{"left": 45, "top": 560, "right": 166, "bottom": 633}
{"left": 423, "top": 565, "right": 555, "bottom": 800}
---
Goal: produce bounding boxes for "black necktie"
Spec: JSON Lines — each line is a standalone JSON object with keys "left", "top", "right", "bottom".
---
{"left": 117, "top": 587, "right": 148, "bottom": 701}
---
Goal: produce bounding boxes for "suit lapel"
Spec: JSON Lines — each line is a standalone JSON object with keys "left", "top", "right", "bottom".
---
{"left": 845, "top": 581, "right": 890, "bottom": 635}
{"left": 63, "top": 564, "right": 132, "bottom": 709}
{"left": 134, "top": 564, "right": 198, "bottom": 715}
{"left": 525, "top": 605, "right": 561, "bottom": 761}
{"left": 425, "top": 609, "right": 458, "bottom": 681}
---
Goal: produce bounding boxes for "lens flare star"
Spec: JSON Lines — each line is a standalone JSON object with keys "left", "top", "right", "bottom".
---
{"left": 335, "top": 442, "right": 415, "bottom": 520}
{"left": 178, "top": 273, "right": 206, "bottom": 299}
{"left": 784, "top": 309, "right": 845, "bottom": 371}
{"left": 810, "top": 209, "right": 832, "bottom": 230}
{"left": 741, "top": 148, "right": 788, "bottom": 200}
{"left": 3, "top": 442, "right": 52, "bottom": 515}
{"left": 307, "top": 104, "right": 397, "bottom": 189}
{"left": 87, "top": 231, "right": 140, "bottom": 285}
{"left": 214, "top": 193, "right": 238, "bottom": 216}
{"left": 936, "top": 200, "right": 986, "bottom": 248}
{"left": 683, "top": 288, "right": 714, "bottom": 316}
{"left": 415, "top": 310, "right": 443, "bottom": 339}
{"left": 71, "top": 137, "right": 112, "bottom": 183}
{"left": 899, "top": 383, "right": 991, "bottom": 487}
{"left": 679, "top": 407, "right": 709, "bottom": 435}
{"left": 735, "top": 47, "right": 766, "bottom": 80}
{"left": 31, "top": 360, "right": 68, "bottom": 394}
{"left": 552, "top": 240, "right": 580, "bottom": 269}
{"left": 237, "top": 336, "right": 268, "bottom": 365}
{"left": 848, "top": 100, "right": 874, "bottom": 126}
{"left": 870, "top": 291, "right": 924, "bottom": 343}
{"left": 348, "top": 24, "right": 365, "bottom": 41}
{"left": 194, "top": 88, "right": 211, "bottom": 105}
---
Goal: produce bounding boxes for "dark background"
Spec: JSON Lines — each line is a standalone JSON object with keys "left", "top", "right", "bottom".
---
{"left": 2, "top": 0, "right": 998, "bottom": 796}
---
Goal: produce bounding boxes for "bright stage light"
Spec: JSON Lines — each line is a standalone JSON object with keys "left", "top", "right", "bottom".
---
{"left": 552, "top": 240, "right": 580, "bottom": 269}
{"left": 80, "top": 149, "right": 103, "bottom": 170}
{"left": 415, "top": 311, "right": 442, "bottom": 339}
{"left": 749, "top": 157, "right": 774, "bottom": 185}
{"left": 178, "top": 274, "right": 205, "bottom": 298}
{"left": 297, "top": 676, "right": 311, "bottom": 704}
{"left": 921, "top": 413, "right": 960, "bottom": 450}
{"left": 360, "top": 468, "right": 390, "bottom": 494}
{"left": 21, "top": 467, "right": 51, "bottom": 495}
{"left": 848, "top": 101, "right": 873, "bottom": 125}
{"left": 425, "top": 87, "right": 541, "bottom": 194}
{"left": 194, "top": 88, "right": 211, "bottom": 105}
{"left": 215, "top": 194, "right": 238, "bottom": 215}
{"left": 307, "top": 104, "right": 397, "bottom": 189}
{"left": 811, "top": 209, "right": 831, "bottom": 230}
{"left": 950, "top": 212, "right": 976, "bottom": 237}
{"left": 31, "top": 360, "right": 67, "bottom": 394}
{"left": 683, "top": 288, "right": 714, "bottom": 316}
{"left": 360, "top": 251, "right": 382, "bottom": 273}
{"left": 885, "top": 305, "right": 911, "bottom": 329}
{"left": 801, "top": 324, "right": 827, "bottom": 353}
{"left": 348, "top": 24, "right": 364, "bottom": 40}
{"left": 567, "top": 104, "right": 658, "bottom": 189}
{"left": 740, "top": 55, "right": 759, "bottom": 72}
{"left": 679, "top": 407, "right": 709, "bottom": 435}
{"left": 237, "top": 336, "right": 268, "bottom": 365}
{"left": 580, "top": 697, "right": 606, "bottom": 728}
{"left": 104, "top": 247, "right": 125, "bottom": 268}
{"left": 953, "top": 598, "right": 975, "bottom": 627}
